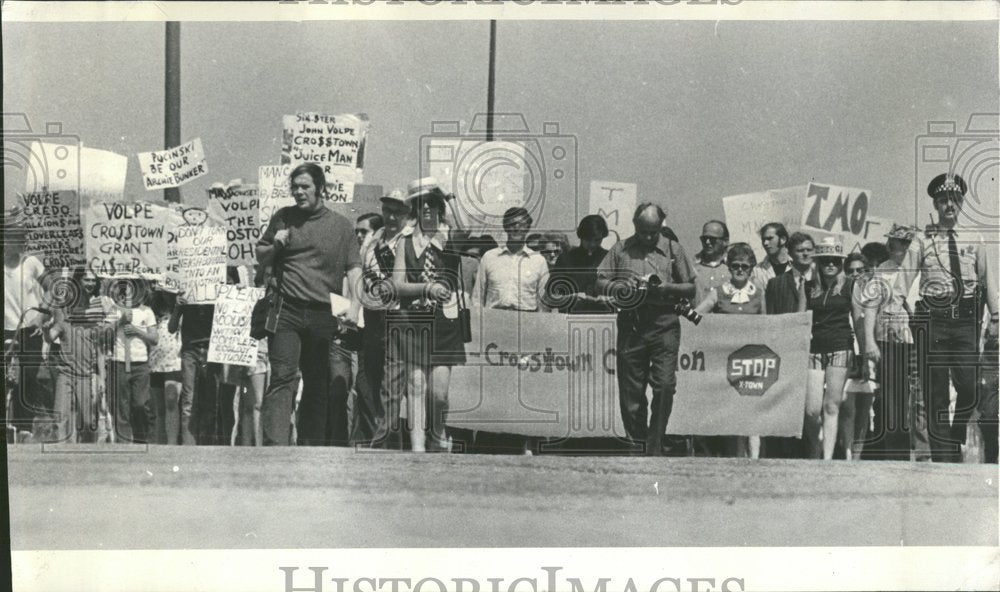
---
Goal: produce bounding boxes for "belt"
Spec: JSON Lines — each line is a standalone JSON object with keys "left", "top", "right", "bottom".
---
{"left": 918, "top": 298, "right": 979, "bottom": 320}
{"left": 282, "top": 296, "right": 332, "bottom": 311}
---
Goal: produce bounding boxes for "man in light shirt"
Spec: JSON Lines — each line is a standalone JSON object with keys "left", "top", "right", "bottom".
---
{"left": 473, "top": 207, "right": 550, "bottom": 312}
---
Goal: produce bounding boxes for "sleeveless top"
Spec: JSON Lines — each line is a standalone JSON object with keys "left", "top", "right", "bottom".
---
{"left": 807, "top": 277, "right": 855, "bottom": 354}
{"left": 712, "top": 282, "right": 764, "bottom": 315}
{"left": 399, "top": 234, "right": 462, "bottom": 311}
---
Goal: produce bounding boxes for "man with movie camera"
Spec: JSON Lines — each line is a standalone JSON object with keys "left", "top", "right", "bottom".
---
{"left": 595, "top": 203, "right": 697, "bottom": 456}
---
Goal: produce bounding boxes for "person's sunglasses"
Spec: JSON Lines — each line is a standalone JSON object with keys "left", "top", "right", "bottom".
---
{"left": 845, "top": 266, "right": 865, "bottom": 275}
{"left": 818, "top": 258, "right": 841, "bottom": 267}
{"left": 728, "top": 263, "right": 752, "bottom": 272}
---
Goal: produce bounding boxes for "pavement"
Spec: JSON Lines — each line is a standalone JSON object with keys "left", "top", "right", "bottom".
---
{"left": 6, "top": 444, "right": 998, "bottom": 549}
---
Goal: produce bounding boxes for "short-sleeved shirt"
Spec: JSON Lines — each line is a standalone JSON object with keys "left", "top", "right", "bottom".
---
{"left": 900, "top": 225, "right": 991, "bottom": 302}
{"left": 596, "top": 234, "right": 697, "bottom": 309}
{"left": 4, "top": 254, "right": 45, "bottom": 330}
{"left": 693, "top": 255, "right": 729, "bottom": 307}
{"left": 258, "top": 205, "right": 361, "bottom": 304}
{"left": 807, "top": 278, "right": 855, "bottom": 354}
{"left": 474, "top": 245, "right": 550, "bottom": 311}
{"left": 111, "top": 305, "right": 156, "bottom": 363}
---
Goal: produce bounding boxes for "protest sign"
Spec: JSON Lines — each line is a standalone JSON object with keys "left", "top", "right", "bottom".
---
{"left": 84, "top": 200, "right": 170, "bottom": 278}
{"left": 801, "top": 182, "right": 872, "bottom": 247}
{"left": 18, "top": 190, "right": 84, "bottom": 269}
{"left": 175, "top": 225, "right": 227, "bottom": 303}
{"left": 207, "top": 180, "right": 260, "bottom": 265}
{"left": 447, "top": 308, "right": 811, "bottom": 438}
{"left": 841, "top": 214, "right": 893, "bottom": 254}
{"left": 722, "top": 185, "right": 806, "bottom": 262}
{"left": 137, "top": 138, "right": 208, "bottom": 190}
{"left": 589, "top": 180, "right": 638, "bottom": 249}
{"left": 281, "top": 112, "right": 369, "bottom": 203}
{"left": 162, "top": 207, "right": 188, "bottom": 293}
{"left": 258, "top": 164, "right": 294, "bottom": 234}
{"left": 26, "top": 142, "right": 127, "bottom": 202}
{"left": 207, "top": 284, "right": 265, "bottom": 367}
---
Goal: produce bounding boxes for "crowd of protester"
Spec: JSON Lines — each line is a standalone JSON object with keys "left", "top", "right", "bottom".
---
{"left": 3, "top": 167, "right": 997, "bottom": 463}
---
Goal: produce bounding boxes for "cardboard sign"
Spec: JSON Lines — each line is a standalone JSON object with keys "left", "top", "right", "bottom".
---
{"left": 161, "top": 207, "right": 188, "bottom": 293}
{"left": 801, "top": 182, "right": 872, "bottom": 244}
{"left": 18, "top": 190, "right": 84, "bottom": 269}
{"left": 84, "top": 200, "right": 170, "bottom": 278}
{"left": 207, "top": 285, "right": 265, "bottom": 367}
{"left": 175, "top": 225, "right": 227, "bottom": 304}
{"left": 258, "top": 164, "right": 294, "bottom": 235}
{"left": 589, "top": 180, "right": 638, "bottom": 250}
{"left": 138, "top": 138, "right": 208, "bottom": 190}
{"left": 446, "top": 308, "right": 812, "bottom": 438}
{"left": 281, "top": 112, "right": 368, "bottom": 203}
{"left": 26, "top": 142, "right": 127, "bottom": 201}
{"left": 722, "top": 185, "right": 806, "bottom": 263}
{"left": 207, "top": 180, "right": 261, "bottom": 265}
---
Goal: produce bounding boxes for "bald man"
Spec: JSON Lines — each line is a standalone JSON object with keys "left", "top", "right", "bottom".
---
{"left": 595, "top": 203, "right": 697, "bottom": 455}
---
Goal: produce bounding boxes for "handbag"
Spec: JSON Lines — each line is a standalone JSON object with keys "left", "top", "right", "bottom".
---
{"left": 250, "top": 264, "right": 283, "bottom": 340}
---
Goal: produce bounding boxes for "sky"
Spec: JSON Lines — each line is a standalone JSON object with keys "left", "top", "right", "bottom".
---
{"left": 3, "top": 18, "right": 998, "bottom": 250}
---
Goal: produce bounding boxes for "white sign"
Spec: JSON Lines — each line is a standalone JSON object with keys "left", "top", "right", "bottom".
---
{"left": 281, "top": 112, "right": 369, "bottom": 203}
{"left": 207, "top": 179, "right": 260, "bottom": 265}
{"left": 589, "top": 180, "right": 638, "bottom": 250}
{"left": 801, "top": 182, "right": 872, "bottom": 244}
{"left": 137, "top": 138, "right": 208, "bottom": 190}
{"left": 84, "top": 200, "right": 170, "bottom": 278}
{"left": 722, "top": 185, "right": 806, "bottom": 262}
{"left": 258, "top": 164, "right": 294, "bottom": 234}
{"left": 175, "top": 225, "right": 227, "bottom": 304}
{"left": 207, "top": 285, "right": 265, "bottom": 367}
{"left": 26, "top": 142, "right": 127, "bottom": 201}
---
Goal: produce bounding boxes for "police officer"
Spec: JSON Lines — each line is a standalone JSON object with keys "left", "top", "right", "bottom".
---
{"left": 595, "top": 203, "right": 697, "bottom": 456}
{"left": 898, "top": 173, "right": 999, "bottom": 463}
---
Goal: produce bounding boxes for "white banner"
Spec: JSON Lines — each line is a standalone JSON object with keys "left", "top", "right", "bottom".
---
{"left": 207, "top": 285, "right": 265, "bottom": 367}
{"left": 137, "top": 138, "right": 208, "bottom": 190}
{"left": 722, "top": 185, "right": 806, "bottom": 262}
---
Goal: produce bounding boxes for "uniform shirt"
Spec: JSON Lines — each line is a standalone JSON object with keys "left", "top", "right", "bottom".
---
{"left": 854, "top": 260, "right": 918, "bottom": 344}
{"left": 692, "top": 254, "right": 729, "bottom": 307}
{"left": 4, "top": 254, "right": 45, "bottom": 330}
{"left": 474, "top": 244, "right": 550, "bottom": 311}
{"left": 899, "top": 225, "right": 991, "bottom": 303}
{"left": 595, "top": 234, "right": 697, "bottom": 309}
{"left": 110, "top": 305, "right": 156, "bottom": 363}
{"left": 258, "top": 204, "right": 361, "bottom": 304}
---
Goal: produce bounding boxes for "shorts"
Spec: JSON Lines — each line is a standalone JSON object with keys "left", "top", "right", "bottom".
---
{"left": 809, "top": 350, "right": 853, "bottom": 370}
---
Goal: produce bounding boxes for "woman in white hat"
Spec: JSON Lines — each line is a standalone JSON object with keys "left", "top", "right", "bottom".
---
{"left": 390, "top": 178, "right": 467, "bottom": 452}
{"left": 804, "top": 234, "right": 858, "bottom": 460}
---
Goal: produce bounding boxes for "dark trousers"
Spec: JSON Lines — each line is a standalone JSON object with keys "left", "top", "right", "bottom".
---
{"left": 913, "top": 309, "right": 980, "bottom": 463}
{"left": 4, "top": 328, "right": 47, "bottom": 436}
{"left": 262, "top": 299, "right": 352, "bottom": 447}
{"left": 979, "top": 335, "right": 998, "bottom": 464}
{"left": 351, "top": 310, "right": 386, "bottom": 445}
{"left": 616, "top": 312, "right": 680, "bottom": 456}
{"left": 181, "top": 346, "right": 220, "bottom": 445}
{"left": 107, "top": 361, "right": 153, "bottom": 443}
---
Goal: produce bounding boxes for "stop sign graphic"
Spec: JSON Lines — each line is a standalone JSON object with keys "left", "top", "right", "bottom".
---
{"left": 727, "top": 344, "right": 781, "bottom": 397}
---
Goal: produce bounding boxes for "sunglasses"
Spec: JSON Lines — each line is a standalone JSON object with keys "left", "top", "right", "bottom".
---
{"left": 818, "top": 258, "right": 842, "bottom": 267}
{"left": 845, "top": 266, "right": 866, "bottom": 275}
{"left": 728, "top": 263, "right": 753, "bottom": 272}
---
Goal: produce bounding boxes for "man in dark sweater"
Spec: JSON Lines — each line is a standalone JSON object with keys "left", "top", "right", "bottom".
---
{"left": 257, "top": 163, "right": 362, "bottom": 446}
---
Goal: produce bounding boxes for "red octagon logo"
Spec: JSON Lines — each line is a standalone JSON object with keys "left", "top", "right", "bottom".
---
{"left": 727, "top": 344, "right": 781, "bottom": 397}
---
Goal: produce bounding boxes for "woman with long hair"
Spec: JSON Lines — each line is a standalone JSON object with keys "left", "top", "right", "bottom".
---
{"left": 391, "top": 178, "right": 467, "bottom": 452}
{"left": 804, "top": 235, "right": 860, "bottom": 460}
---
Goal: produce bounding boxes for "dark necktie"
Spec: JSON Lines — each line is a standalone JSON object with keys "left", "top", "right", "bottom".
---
{"left": 947, "top": 230, "right": 963, "bottom": 298}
